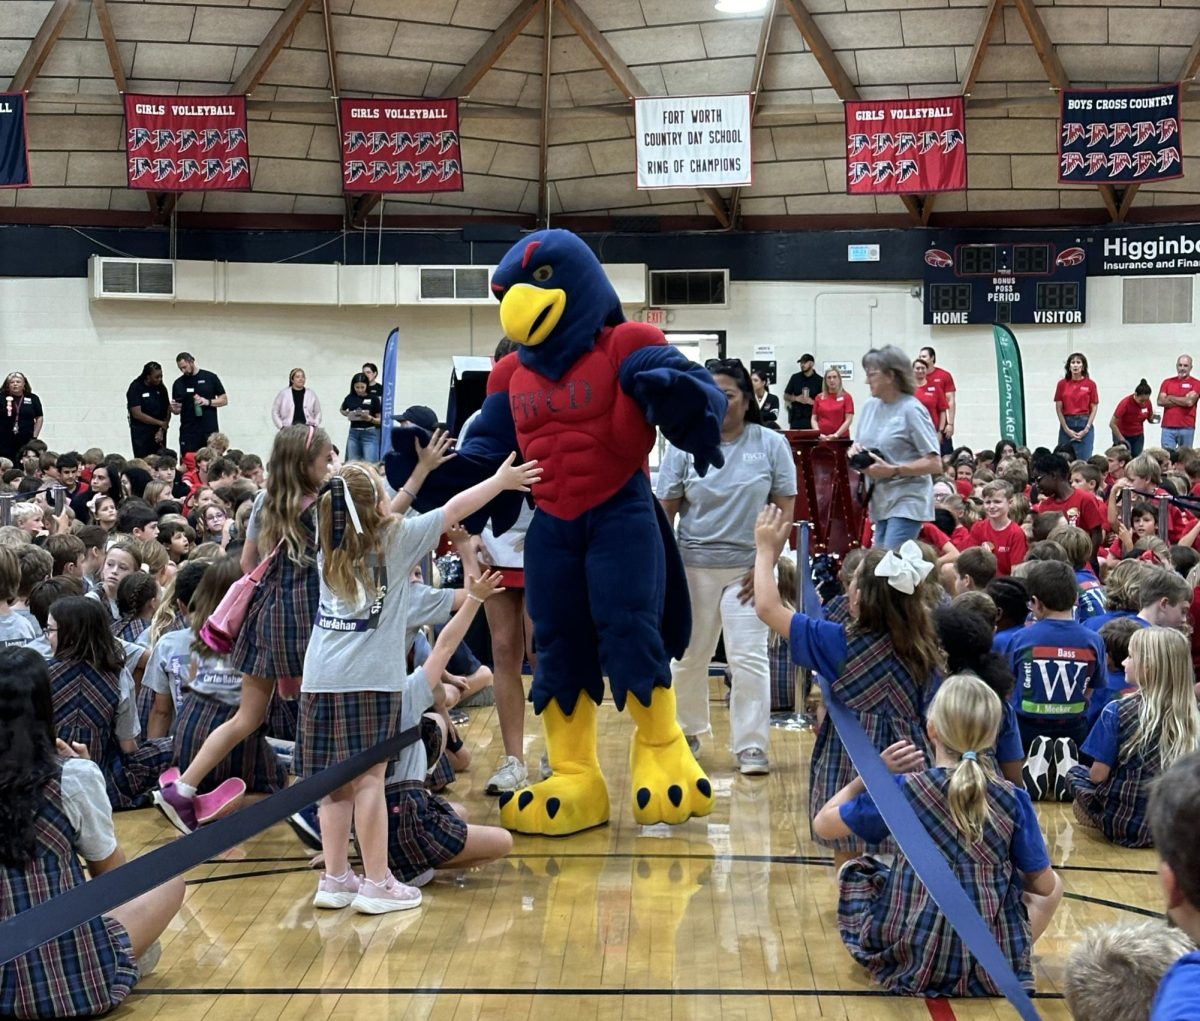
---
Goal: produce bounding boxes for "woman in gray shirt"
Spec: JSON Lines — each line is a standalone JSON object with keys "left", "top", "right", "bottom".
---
{"left": 852, "top": 345, "right": 942, "bottom": 550}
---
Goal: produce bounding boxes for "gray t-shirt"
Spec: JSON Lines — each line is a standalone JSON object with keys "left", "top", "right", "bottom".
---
{"left": 854, "top": 394, "right": 939, "bottom": 524}
{"left": 405, "top": 583, "right": 455, "bottom": 653}
{"left": 302, "top": 509, "right": 445, "bottom": 693}
{"left": 0, "top": 611, "right": 39, "bottom": 648}
{"left": 143, "top": 628, "right": 243, "bottom": 723}
{"left": 60, "top": 757, "right": 118, "bottom": 862}
{"left": 385, "top": 663, "right": 435, "bottom": 786}
{"left": 656, "top": 424, "right": 797, "bottom": 569}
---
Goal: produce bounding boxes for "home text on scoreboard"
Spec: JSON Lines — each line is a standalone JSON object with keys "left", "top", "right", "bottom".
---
{"left": 922, "top": 241, "right": 1088, "bottom": 326}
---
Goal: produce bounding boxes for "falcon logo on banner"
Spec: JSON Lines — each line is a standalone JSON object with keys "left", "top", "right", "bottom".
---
{"left": 339, "top": 99, "right": 463, "bottom": 193}
{"left": 0, "top": 92, "right": 30, "bottom": 187}
{"left": 844, "top": 96, "right": 967, "bottom": 194}
{"left": 124, "top": 94, "right": 251, "bottom": 191}
{"left": 1058, "top": 84, "right": 1182, "bottom": 184}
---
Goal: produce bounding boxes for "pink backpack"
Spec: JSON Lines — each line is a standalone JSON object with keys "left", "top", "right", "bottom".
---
{"left": 200, "top": 540, "right": 283, "bottom": 654}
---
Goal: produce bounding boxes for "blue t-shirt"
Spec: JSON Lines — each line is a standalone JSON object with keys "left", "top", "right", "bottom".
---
{"left": 993, "top": 625, "right": 1025, "bottom": 661}
{"left": 1151, "top": 950, "right": 1200, "bottom": 1020}
{"left": 1075, "top": 569, "right": 1106, "bottom": 623}
{"left": 1087, "top": 669, "right": 1131, "bottom": 727}
{"left": 1081, "top": 700, "right": 1123, "bottom": 767}
{"left": 1083, "top": 608, "right": 1136, "bottom": 633}
{"left": 838, "top": 772, "right": 1051, "bottom": 874}
{"left": 788, "top": 612, "right": 850, "bottom": 678}
{"left": 1008, "top": 617, "right": 1107, "bottom": 719}
{"left": 996, "top": 703, "right": 1024, "bottom": 763}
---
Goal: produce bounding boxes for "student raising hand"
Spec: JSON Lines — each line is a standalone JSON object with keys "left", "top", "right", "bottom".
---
{"left": 466, "top": 569, "right": 505, "bottom": 604}
{"left": 754, "top": 504, "right": 793, "bottom": 558}
{"left": 495, "top": 452, "right": 541, "bottom": 492}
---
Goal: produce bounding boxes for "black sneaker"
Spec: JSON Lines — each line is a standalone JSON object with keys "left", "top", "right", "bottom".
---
{"left": 1053, "top": 737, "right": 1080, "bottom": 802}
{"left": 1022, "top": 735, "right": 1052, "bottom": 801}
{"left": 287, "top": 802, "right": 322, "bottom": 850}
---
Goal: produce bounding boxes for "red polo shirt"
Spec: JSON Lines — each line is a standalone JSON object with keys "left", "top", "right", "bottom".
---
{"left": 813, "top": 391, "right": 854, "bottom": 435}
{"left": 1113, "top": 394, "right": 1154, "bottom": 437}
{"left": 1159, "top": 375, "right": 1200, "bottom": 428}
{"left": 914, "top": 383, "right": 948, "bottom": 429}
{"left": 1035, "top": 487, "right": 1104, "bottom": 533}
{"left": 926, "top": 366, "right": 955, "bottom": 395}
{"left": 1054, "top": 377, "right": 1099, "bottom": 417}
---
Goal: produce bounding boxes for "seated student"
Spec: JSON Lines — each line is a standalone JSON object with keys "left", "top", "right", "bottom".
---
{"left": 13, "top": 543, "right": 52, "bottom": 633}
{"left": 1147, "top": 751, "right": 1200, "bottom": 1020}
{"left": 1065, "top": 921, "right": 1196, "bottom": 1021}
{"left": 1109, "top": 452, "right": 1196, "bottom": 545}
{"left": 157, "top": 521, "right": 196, "bottom": 565}
{"left": 1171, "top": 545, "right": 1200, "bottom": 579}
{"left": 936, "top": 603, "right": 1025, "bottom": 786}
{"left": 1106, "top": 501, "right": 1163, "bottom": 564}
{"left": 822, "top": 548, "right": 867, "bottom": 626}
{"left": 239, "top": 454, "right": 264, "bottom": 487}
{"left": 111, "top": 573, "right": 158, "bottom": 644}
{"left": 1135, "top": 568, "right": 1192, "bottom": 630}
{"left": 1049, "top": 524, "right": 1106, "bottom": 623}
{"left": 1086, "top": 559, "right": 1150, "bottom": 632}
{"left": 1104, "top": 444, "right": 1132, "bottom": 491}
{"left": 986, "top": 576, "right": 1029, "bottom": 661}
{"left": 1071, "top": 462, "right": 1110, "bottom": 517}
{"left": 952, "top": 546, "right": 997, "bottom": 595}
{"left": 1032, "top": 449, "right": 1104, "bottom": 554}
{"left": 46, "top": 532, "right": 87, "bottom": 582}
{"left": 46, "top": 595, "right": 171, "bottom": 810}
{"left": 970, "top": 480, "right": 1027, "bottom": 577}
{"left": 380, "top": 571, "right": 513, "bottom": 886}
{"left": 87, "top": 541, "right": 142, "bottom": 621}
{"left": 1008, "top": 561, "right": 1107, "bottom": 801}
{"left": 1069, "top": 627, "right": 1200, "bottom": 847}
{"left": 75, "top": 524, "right": 107, "bottom": 593}
{"left": 938, "top": 495, "right": 976, "bottom": 549}
{"left": 115, "top": 502, "right": 158, "bottom": 545}
{"left": 0, "top": 648, "right": 185, "bottom": 1019}
{"left": 0, "top": 546, "right": 40, "bottom": 649}
{"left": 813, "top": 673, "right": 1063, "bottom": 998}
{"left": 1089, "top": 616, "right": 1142, "bottom": 727}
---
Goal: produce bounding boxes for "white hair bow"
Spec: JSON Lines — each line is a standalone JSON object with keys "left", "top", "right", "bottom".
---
{"left": 873, "top": 539, "right": 933, "bottom": 595}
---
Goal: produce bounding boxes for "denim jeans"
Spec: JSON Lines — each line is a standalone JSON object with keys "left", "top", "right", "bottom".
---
{"left": 1161, "top": 427, "right": 1195, "bottom": 451}
{"left": 345, "top": 427, "right": 380, "bottom": 464}
{"left": 873, "top": 516, "right": 923, "bottom": 550}
{"left": 1058, "top": 415, "right": 1094, "bottom": 459}
{"left": 1119, "top": 433, "right": 1145, "bottom": 457}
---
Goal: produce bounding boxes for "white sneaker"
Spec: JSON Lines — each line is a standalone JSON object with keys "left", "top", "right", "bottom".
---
{"left": 737, "top": 747, "right": 769, "bottom": 775}
{"left": 313, "top": 870, "right": 360, "bottom": 909}
{"left": 485, "top": 755, "right": 528, "bottom": 795}
{"left": 351, "top": 872, "right": 422, "bottom": 914}
{"left": 539, "top": 751, "right": 552, "bottom": 780}
{"left": 686, "top": 734, "right": 701, "bottom": 758}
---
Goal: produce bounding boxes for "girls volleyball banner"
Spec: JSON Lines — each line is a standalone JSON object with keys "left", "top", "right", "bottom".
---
{"left": 124, "top": 94, "right": 251, "bottom": 191}
{"left": 0, "top": 93, "right": 30, "bottom": 187}
{"left": 339, "top": 98, "right": 463, "bottom": 193}
{"left": 1058, "top": 84, "right": 1182, "bottom": 183}
{"left": 844, "top": 96, "right": 967, "bottom": 194}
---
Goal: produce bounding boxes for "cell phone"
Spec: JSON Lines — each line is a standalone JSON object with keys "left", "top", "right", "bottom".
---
{"left": 52, "top": 485, "right": 66, "bottom": 515}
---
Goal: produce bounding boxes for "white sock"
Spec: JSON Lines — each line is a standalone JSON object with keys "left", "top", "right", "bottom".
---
{"left": 174, "top": 781, "right": 197, "bottom": 799}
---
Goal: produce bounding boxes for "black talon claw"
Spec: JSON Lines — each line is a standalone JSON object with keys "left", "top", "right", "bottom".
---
{"left": 546, "top": 797, "right": 561, "bottom": 819}
{"left": 518, "top": 791, "right": 534, "bottom": 810}
{"left": 697, "top": 778, "right": 712, "bottom": 798}
{"left": 636, "top": 787, "right": 651, "bottom": 809}
{"left": 498, "top": 791, "right": 513, "bottom": 808}
{"left": 667, "top": 785, "right": 683, "bottom": 807}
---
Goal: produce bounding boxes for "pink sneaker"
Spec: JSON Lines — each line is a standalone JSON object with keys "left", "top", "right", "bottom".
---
{"left": 351, "top": 873, "right": 422, "bottom": 914}
{"left": 312, "top": 870, "right": 360, "bottom": 909}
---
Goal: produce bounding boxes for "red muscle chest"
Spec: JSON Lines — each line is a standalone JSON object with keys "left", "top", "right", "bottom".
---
{"left": 492, "top": 325, "right": 658, "bottom": 519}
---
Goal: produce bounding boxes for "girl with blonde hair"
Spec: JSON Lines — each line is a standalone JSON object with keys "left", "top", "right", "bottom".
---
{"left": 814, "top": 673, "right": 1064, "bottom": 997}
{"left": 1068, "top": 626, "right": 1200, "bottom": 846}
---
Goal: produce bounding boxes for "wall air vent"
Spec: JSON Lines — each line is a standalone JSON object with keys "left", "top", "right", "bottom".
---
{"left": 1122, "top": 276, "right": 1193, "bottom": 324}
{"left": 89, "top": 257, "right": 175, "bottom": 300}
{"left": 648, "top": 269, "right": 729, "bottom": 308}
{"left": 418, "top": 266, "right": 493, "bottom": 303}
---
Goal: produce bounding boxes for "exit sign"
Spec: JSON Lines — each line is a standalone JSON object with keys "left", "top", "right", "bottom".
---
{"left": 644, "top": 307, "right": 667, "bottom": 325}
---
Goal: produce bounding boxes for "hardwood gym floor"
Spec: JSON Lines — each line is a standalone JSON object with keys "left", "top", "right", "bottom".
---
{"left": 112, "top": 692, "right": 1162, "bottom": 1021}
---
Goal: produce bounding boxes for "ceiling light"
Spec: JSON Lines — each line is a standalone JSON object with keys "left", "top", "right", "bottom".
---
{"left": 714, "top": 0, "right": 770, "bottom": 13}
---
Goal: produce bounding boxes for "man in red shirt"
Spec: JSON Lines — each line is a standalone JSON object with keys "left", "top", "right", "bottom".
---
{"left": 1157, "top": 354, "right": 1199, "bottom": 451}
{"left": 919, "top": 346, "right": 955, "bottom": 455}
{"left": 912, "top": 358, "right": 948, "bottom": 434}
{"left": 1030, "top": 449, "right": 1103, "bottom": 555}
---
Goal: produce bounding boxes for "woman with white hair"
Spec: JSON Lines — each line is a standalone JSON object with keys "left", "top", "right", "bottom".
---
{"left": 852, "top": 346, "right": 941, "bottom": 550}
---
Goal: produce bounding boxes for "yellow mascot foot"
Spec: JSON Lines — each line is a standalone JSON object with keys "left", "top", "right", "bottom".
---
{"left": 498, "top": 697, "right": 610, "bottom": 836}
{"left": 627, "top": 686, "right": 715, "bottom": 826}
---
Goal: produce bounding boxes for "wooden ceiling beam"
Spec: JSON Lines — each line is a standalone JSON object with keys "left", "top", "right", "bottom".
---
{"left": 91, "top": 0, "right": 127, "bottom": 93}
{"left": 731, "top": 0, "right": 779, "bottom": 225}
{"left": 232, "top": 0, "right": 315, "bottom": 96}
{"left": 537, "top": 0, "right": 553, "bottom": 226}
{"left": 557, "top": 0, "right": 729, "bottom": 227}
{"left": 960, "top": 0, "right": 1005, "bottom": 95}
{"left": 1009, "top": 0, "right": 1068, "bottom": 90}
{"left": 351, "top": 0, "right": 545, "bottom": 226}
{"left": 9, "top": 0, "right": 78, "bottom": 92}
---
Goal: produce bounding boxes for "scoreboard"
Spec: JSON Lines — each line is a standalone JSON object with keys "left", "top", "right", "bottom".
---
{"left": 922, "top": 240, "right": 1087, "bottom": 326}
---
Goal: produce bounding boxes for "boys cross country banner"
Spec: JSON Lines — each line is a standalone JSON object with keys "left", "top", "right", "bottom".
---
{"left": 0, "top": 93, "right": 30, "bottom": 187}
{"left": 1058, "top": 84, "right": 1182, "bottom": 184}
{"left": 844, "top": 96, "right": 967, "bottom": 194}
{"left": 339, "top": 98, "right": 463, "bottom": 193}
{"left": 634, "top": 94, "right": 752, "bottom": 189}
{"left": 124, "top": 94, "right": 251, "bottom": 191}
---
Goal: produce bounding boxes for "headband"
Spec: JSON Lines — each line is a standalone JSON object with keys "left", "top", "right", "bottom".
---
{"left": 873, "top": 540, "right": 934, "bottom": 595}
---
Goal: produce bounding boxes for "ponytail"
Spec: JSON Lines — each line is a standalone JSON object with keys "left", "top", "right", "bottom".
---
{"left": 928, "top": 673, "right": 1004, "bottom": 844}
{"left": 947, "top": 750, "right": 991, "bottom": 844}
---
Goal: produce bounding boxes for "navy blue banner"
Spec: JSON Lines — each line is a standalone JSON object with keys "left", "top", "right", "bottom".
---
{"left": 1059, "top": 83, "right": 1182, "bottom": 184}
{"left": 0, "top": 93, "right": 30, "bottom": 188}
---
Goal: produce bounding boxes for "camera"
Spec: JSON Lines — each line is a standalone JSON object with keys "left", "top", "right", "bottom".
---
{"left": 849, "top": 448, "right": 884, "bottom": 471}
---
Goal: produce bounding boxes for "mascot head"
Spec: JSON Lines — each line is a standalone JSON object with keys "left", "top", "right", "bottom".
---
{"left": 490, "top": 229, "right": 624, "bottom": 381}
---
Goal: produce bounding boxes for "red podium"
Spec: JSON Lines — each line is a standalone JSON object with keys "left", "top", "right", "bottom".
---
{"left": 784, "top": 432, "right": 864, "bottom": 557}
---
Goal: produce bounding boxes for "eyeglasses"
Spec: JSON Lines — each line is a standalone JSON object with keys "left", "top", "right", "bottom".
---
{"left": 706, "top": 358, "right": 747, "bottom": 377}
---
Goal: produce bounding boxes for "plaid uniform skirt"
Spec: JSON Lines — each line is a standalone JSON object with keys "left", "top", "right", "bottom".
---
{"left": 265, "top": 692, "right": 299, "bottom": 742}
{"left": 173, "top": 694, "right": 288, "bottom": 795}
{"left": 232, "top": 537, "right": 320, "bottom": 684}
{"left": 108, "top": 738, "right": 173, "bottom": 811}
{"left": 384, "top": 780, "right": 468, "bottom": 882}
{"left": 136, "top": 684, "right": 156, "bottom": 737}
{"left": 293, "top": 690, "right": 402, "bottom": 778}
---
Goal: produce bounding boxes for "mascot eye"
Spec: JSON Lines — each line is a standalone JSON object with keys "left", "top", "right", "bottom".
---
{"left": 532, "top": 265, "right": 553, "bottom": 283}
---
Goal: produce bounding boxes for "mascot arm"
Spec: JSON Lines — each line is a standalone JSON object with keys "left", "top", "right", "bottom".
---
{"left": 620, "top": 346, "right": 727, "bottom": 477}
{"left": 383, "top": 389, "right": 525, "bottom": 536}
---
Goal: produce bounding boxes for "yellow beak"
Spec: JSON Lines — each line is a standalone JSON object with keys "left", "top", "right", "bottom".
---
{"left": 500, "top": 283, "right": 566, "bottom": 347}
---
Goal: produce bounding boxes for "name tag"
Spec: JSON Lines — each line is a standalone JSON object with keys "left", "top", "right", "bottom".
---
{"left": 186, "top": 387, "right": 195, "bottom": 394}
{"left": 142, "top": 392, "right": 151, "bottom": 398}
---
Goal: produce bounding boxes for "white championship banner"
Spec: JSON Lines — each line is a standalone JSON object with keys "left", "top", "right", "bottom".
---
{"left": 635, "top": 94, "right": 753, "bottom": 189}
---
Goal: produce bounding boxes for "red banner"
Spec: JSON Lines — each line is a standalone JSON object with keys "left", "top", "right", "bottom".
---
{"left": 124, "top": 94, "right": 250, "bottom": 191}
{"left": 844, "top": 96, "right": 966, "bottom": 194}
{"left": 338, "top": 98, "right": 463, "bottom": 193}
